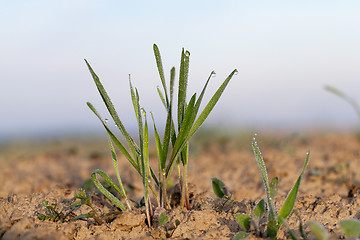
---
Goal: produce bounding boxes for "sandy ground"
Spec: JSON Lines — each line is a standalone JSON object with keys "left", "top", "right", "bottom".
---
{"left": 1, "top": 131, "right": 360, "bottom": 239}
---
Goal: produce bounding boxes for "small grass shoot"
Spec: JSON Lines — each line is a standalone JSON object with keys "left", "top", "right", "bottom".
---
{"left": 38, "top": 201, "right": 75, "bottom": 223}
{"left": 234, "top": 137, "right": 310, "bottom": 239}
{"left": 71, "top": 188, "right": 103, "bottom": 225}
{"left": 211, "top": 177, "right": 234, "bottom": 212}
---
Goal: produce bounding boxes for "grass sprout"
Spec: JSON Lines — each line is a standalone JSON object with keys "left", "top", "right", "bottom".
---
{"left": 234, "top": 199, "right": 266, "bottom": 238}
{"left": 86, "top": 44, "right": 237, "bottom": 225}
{"left": 211, "top": 177, "right": 234, "bottom": 212}
{"left": 249, "top": 137, "right": 310, "bottom": 239}
{"left": 71, "top": 188, "right": 103, "bottom": 225}
{"left": 38, "top": 201, "right": 75, "bottom": 223}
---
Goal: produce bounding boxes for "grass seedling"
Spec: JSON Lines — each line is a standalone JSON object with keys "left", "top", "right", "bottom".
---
{"left": 86, "top": 44, "right": 237, "bottom": 225}
{"left": 248, "top": 137, "right": 310, "bottom": 239}
{"left": 38, "top": 201, "right": 75, "bottom": 223}
{"left": 211, "top": 177, "right": 234, "bottom": 212}
{"left": 234, "top": 199, "right": 266, "bottom": 238}
{"left": 71, "top": 188, "right": 103, "bottom": 225}
{"left": 324, "top": 85, "right": 360, "bottom": 132}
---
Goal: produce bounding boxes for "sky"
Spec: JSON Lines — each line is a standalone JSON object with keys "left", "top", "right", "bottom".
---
{"left": 1, "top": 0, "right": 360, "bottom": 141}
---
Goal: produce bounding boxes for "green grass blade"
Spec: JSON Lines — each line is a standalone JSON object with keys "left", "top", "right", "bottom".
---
{"left": 178, "top": 48, "right": 190, "bottom": 127}
{"left": 150, "top": 113, "right": 164, "bottom": 169}
{"left": 91, "top": 169, "right": 127, "bottom": 211}
{"left": 170, "top": 67, "right": 175, "bottom": 107}
{"left": 180, "top": 143, "right": 189, "bottom": 165}
{"left": 308, "top": 221, "right": 328, "bottom": 240}
{"left": 324, "top": 85, "right": 360, "bottom": 121}
{"left": 177, "top": 48, "right": 185, "bottom": 126}
{"left": 108, "top": 135, "right": 128, "bottom": 201}
{"left": 324, "top": 85, "right": 347, "bottom": 99}
{"left": 130, "top": 79, "right": 140, "bottom": 123}
{"left": 193, "top": 71, "right": 213, "bottom": 116}
{"left": 149, "top": 167, "right": 159, "bottom": 187}
{"left": 166, "top": 94, "right": 196, "bottom": 177}
{"left": 339, "top": 219, "right": 360, "bottom": 237}
{"left": 142, "top": 110, "right": 151, "bottom": 225}
{"left": 87, "top": 102, "right": 139, "bottom": 171}
{"left": 189, "top": 69, "right": 237, "bottom": 138}
{"left": 278, "top": 152, "right": 310, "bottom": 227}
{"left": 143, "top": 110, "right": 150, "bottom": 179}
{"left": 161, "top": 109, "right": 172, "bottom": 164}
{"left": 252, "top": 138, "right": 270, "bottom": 194}
{"left": 157, "top": 87, "right": 167, "bottom": 108}
{"left": 85, "top": 59, "right": 138, "bottom": 159}
{"left": 269, "top": 177, "right": 279, "bottom": 200}
{"left": 161, "top": 67, "right": 176, "bottom": 166}
{"left": 252, "top": 137, "right": 277, "bottom": 238}
{"left": 153, "top": 44, "right": 169, "bottom": 106}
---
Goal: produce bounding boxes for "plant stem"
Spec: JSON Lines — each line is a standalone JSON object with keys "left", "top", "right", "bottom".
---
{"left": 184, "top": 163, "right": 190, "bottom": 210}
{"left": 149, "top": 181, "right": 159, "bottom": 207}
{"left": 180, "top": 163, "right": 189, "bottom": 210}
{"left": 161, "top": 169, "right": 167, "bottom": 209}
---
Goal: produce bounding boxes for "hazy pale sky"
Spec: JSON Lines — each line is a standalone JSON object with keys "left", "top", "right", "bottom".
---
{"left": 1, "top": 0, "right": 360, "bottom": 140}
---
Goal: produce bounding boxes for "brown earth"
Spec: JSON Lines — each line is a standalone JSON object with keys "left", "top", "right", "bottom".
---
{"left": 1, "top": 131, "right": 360, "bottom": 239}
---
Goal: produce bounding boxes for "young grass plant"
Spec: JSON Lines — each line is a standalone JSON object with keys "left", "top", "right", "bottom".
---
{"left": 86, "top": 44, "right": 237, "bottom": 225}
{"left": 234, "top": 137, "right": 310, "bottom": 239}
{"left": 211, "top": 177, "right": 234, "bottom": 212}
{"left": 71, "top": 188, "right": 103, "bottom": 224}
{"left": 234, "top": 199, "right": 266, "bottom": 239}
{"left": 38, "top": 201, "right": 75, "bottom": 223}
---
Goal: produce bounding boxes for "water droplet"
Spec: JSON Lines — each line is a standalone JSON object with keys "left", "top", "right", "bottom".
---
{"left": 234, "top": 69, "right": 238, "bottom": 75}
{"left": 185, "top": 51, "right": 190, "bottom": 57}
{"left": 148, "top": 180, "right": 151, "bottom": 184}
{"left": 211, "top": 71, "right": 216, "bottom": 77}
{"left": 105, "top": 118, "right": 108, "bottom": 123}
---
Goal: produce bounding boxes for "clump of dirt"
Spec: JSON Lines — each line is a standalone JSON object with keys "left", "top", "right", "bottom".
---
{"left": 0, "top": 132, "right": 360, "bottom": 239}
